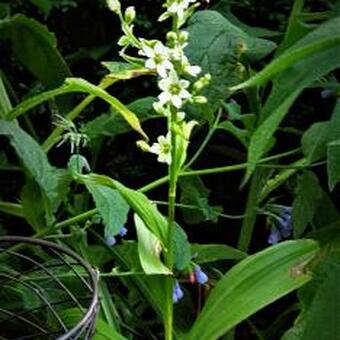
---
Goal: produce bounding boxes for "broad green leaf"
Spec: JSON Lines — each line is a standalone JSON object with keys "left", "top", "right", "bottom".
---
{"left": 301, "top": 122, "right": 330, "bottom": 162}
{"left": 173, "top": 225, "right": 191, "bottom": 271}
{"left": 134, "top": 214, "right": 171, "bottom": 275}
{"left": 83, "top": 97, "right": 157, "bottom": 145}
{"left": 212, "top": 1, "right": 280, "bottom": 38}
{"left": 187, "top": 240, "right": 319, "bottom": 340}
{"left": 292, "top": 171, "right": 322, "bottom": 238}
{"left": 179, "top": 176, "right": 221, "bottom": 225}
{"left": 0, "top": 14, "right": 70, "bottom": 88}
{"left": 86, "top": 184, "right": 129, "bottom": 237}
{"left": 102, "top": 61, "right": 153, "bottom": 80}
{"left": 186, "top": 10, "right": 276, "bottom": 117}
{"left": 217, "top": 120, "right": 249, "bottom": 146}
{"left": 7, "top": 77, "right": 148, "bottom": 140}
{"left": 241, "top": 16, "right": 340, "bottom": 181}
{"left": 191, "top": 244, "right": 247, "bottom": 263}
{"left": 78, "top": 174, "right": 168, "bottom": 243}
{"left": 0, "top": 120, "right": 59, "bottom": 207}
{"left": 21, "top": 180, "right": 46, "bottom": 231}
{"left": 327, "top": 139, "right": 340, "bottom": 190}
{"left": 300, "top": 256, "right": 340, "bottom": 340}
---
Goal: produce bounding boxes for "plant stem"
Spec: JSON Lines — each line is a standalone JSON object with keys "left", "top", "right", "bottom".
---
{"left": 184, "top": 109, "right": 222, "bottom": 169}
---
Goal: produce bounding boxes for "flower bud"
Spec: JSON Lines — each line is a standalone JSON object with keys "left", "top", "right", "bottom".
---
{"left": 166, "top": 31, "right": 178, "bottom": 45}
{"left": 178, "top": 30, "right": 189, "bottom": 44}
{"left": 119, "top": 227, "right": 128, "bottom": 237}
{"left": 107, "top": 0, "right": 121, "bottom": 13}
{"left": 117, "top": 35, "right": 130, "bottom": 46}
{"left": 124, "top": 6, "right": 136, "bottom": 24}
{"left": 193, "top": 96, "right": 207, "bottom": 104}
{"left": 136, "top": 140, "right": 150, "bottom": 152}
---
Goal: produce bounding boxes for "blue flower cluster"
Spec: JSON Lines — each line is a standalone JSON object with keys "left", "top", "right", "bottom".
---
{"left": 172, "top": 281, "right": 184, "bottom": 304}
{"left": 105, "top": 226, "right": 128, "bottom": 246}
{"left": 268, "top": 207, "right": 293, "bottom": 245}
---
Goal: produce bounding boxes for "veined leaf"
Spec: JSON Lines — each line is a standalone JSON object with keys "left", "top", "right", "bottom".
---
{"left": 0, "top": 120, "right": 59, "bottom": 207}
{"left": 0, "top": 14, "right": 70, "bottom": 88}
{"left": 86, "top": 184, "right": 129, "bottom": 237}
{"left": 78, "top": 174, "right": 168, "bottom": 243}
{"left": 134, "top": 214, "right": 171, "bottom": 275}
{"left": 292, "top": 171, "right": 322, "bottom": 238}
{"left": 186, "top": 10, "right": 276, "bottom": 118}
{"left": 7, "top": 77, "right": 148, "bottom": 140}
{"left": 187, "top": 240, "right": 319, "bottom": 340}
{"left": 173, "top": 225, "right": 191, "bottom": 271}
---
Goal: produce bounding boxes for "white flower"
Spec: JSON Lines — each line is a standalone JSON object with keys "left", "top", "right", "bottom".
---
{"left": 158, "top": 70, "right": 191, "bottom": 108}
{"left": 139, "top": 41, "right": 173, "bottom": 78}
{"left": 150, "top": 133, "right": 172, "bottom": 164}
{"left": 167, "top": 0, "right": 197, "bottom": 20}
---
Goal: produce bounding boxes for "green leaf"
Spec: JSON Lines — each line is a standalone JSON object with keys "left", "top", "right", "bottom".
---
{"left": 83, "top": 97, "right": 157, "bottom": 145}
{"left": 327, "top": 139, "right": 340, "bottom": 190}
{"left": 191, "top": 244, "right": 247, "bottom": 263}
{"left": 101, "top": 61, "right": 152, "bottom": 80}
{"left": 0, "top": 73, "right": 12, "bottom": 118}
{"left": 302, "top": 122, "right": 330, "bottom": 162}
{"left": 134, "top": 214, "right": 171, "bottom": 275}
{"left": 186, "top": 10, "right": 276, "bottom": 117}
{"left": 21, "top": 180, "right": 46, "bottom": 231}
{"left": 173, "top": 225, "right": 191, "bottom": 271}
{"left": 0, "top": 14, "right": 70, "bottom": 88}
{"left": 300, "top": 258, "right": 340, "bottom": 340}
{"left": 7, "top": 77, "right": 148, "bottom": 140}
{"left": 292, "top": 171, "right": 322, "bottom": 238}
{"left": 29, "top": 0, "right": 53, "bottom": 16}
{"left": 86, "top": 184, "right": 129, "bottom": 237}
{"left": 78, "top": 174, "right": 168, "bottom": 243}
{"left": 179, "top": 176, "right": 221, "bottom": 225}
{"left": 241, "top": 16, "right": 340, "bottom": 181}
{"left": 0, "top": 120, "right": 59, "bottom": 207}
{"left": 187, "top": 240, "right": 319, "bottom": 340}
{"left": 58, "top": 308, "right": 128, "bottom": 340}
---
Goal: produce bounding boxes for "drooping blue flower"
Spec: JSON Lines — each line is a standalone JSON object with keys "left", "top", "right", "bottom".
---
{"left": 194, "top": 265, "right": 208, "bottom": 285}
{"left": 173, "top": 281, "right": 184, "bottom": 304}
{"left": 119, "top": 227, "right": 128, "bottom": 237}
{"left": 267, "top": 205, "right": 293, "bottom": 245}
{"left": 321, "top": 89, "right": 334, "bottom": 99}
{"left": 105, "top": 235, "right": 117, "bottom": 246}
{"left": 268, "top": 228, "right": 282, "bottom": 245}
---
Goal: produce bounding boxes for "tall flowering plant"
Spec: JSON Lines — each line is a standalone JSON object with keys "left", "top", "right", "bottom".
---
{"left": 107, "top": 0, "right": 210, "bottom": 338}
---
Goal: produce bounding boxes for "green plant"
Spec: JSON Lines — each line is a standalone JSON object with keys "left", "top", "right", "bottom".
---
{"left": 1, "top": 0, "right": 340, "bottom": 339}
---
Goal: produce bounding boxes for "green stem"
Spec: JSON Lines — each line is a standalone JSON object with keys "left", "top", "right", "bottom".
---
{"left": 184, "top": 110, "right": 222, "bottom": 169}
{"left": 41, "top": 78, "right": 116, "bottom": 153}
{"left": 237, "top": 168, "right": 269, "bottom": 252}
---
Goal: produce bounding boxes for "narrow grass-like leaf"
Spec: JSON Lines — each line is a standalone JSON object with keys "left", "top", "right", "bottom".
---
{"left": 187, "top": 240, "right": 319, "bottom": 340}
{"left": 7, "top": 77, "right": 148, "bottom": 140}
